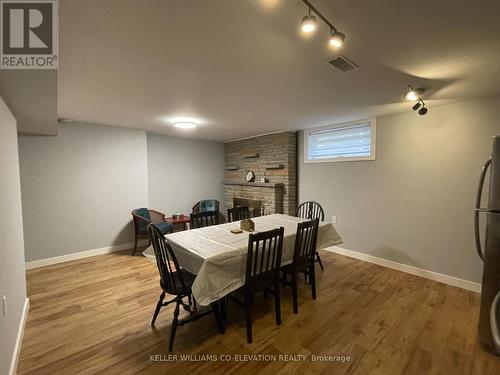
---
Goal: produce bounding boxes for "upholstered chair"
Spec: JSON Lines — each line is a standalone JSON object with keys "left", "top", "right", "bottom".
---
{"left": 131, "top": 208, "right": 173, "bottom": 255}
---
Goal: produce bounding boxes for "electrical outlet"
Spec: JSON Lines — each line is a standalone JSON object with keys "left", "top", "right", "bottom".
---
{"left": 2, "top": 295, "right": 6, "bottom": 317}
{"left": 332, "top": 216, "right": 337, "bottom": 224}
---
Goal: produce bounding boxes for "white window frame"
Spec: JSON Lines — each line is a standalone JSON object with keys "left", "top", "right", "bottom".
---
{"left": 304, "top": 118, "right": 376, "bottom": 163}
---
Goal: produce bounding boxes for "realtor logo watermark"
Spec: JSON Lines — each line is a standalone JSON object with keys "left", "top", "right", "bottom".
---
{"left": 1, "top": 0, "right": 58, "bottom": 69}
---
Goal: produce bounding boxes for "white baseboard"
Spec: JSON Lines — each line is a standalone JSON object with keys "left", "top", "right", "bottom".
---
{"left": 25, "top": 240, "right": 149, "bottom": 270}
{"left": 9, "top": 298, "right": 29, "bottom": 375}
{"left": 327, "top": 246, "right": 481, "bottom": 293}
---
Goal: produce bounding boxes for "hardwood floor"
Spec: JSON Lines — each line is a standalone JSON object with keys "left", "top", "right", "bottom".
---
{"left": 18, "top": 250, "right": 500, "bottom": 375}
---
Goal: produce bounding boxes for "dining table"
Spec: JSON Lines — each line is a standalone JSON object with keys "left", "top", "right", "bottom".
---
{"left": 143, "top": 213, "right": 343, "bottom": 306}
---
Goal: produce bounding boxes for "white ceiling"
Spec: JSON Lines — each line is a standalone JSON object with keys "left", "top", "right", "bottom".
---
{"left": 58, "top": 0, "right": 500, "bottom": 141}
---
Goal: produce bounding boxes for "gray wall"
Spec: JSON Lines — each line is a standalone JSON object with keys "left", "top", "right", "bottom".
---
{"left": 0, "top": 97, "right": 27, "bottom": 374}
{"left": 18, "top": 122, "right": 149, "bottom": 261}
{"left": 147, "top": 133, "right": 225, "bottom": 215}
{"left": 299, "top": 95, "right": 500, "bottom": 283}
{"left": 18, "top": 124, "right": 225, "bottom": 262}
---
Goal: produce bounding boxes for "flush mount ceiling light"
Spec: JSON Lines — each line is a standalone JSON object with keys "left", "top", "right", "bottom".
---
{"left": 163, "top": 116, "right": 201, "bottom": 129}
{"left": 300, "top": 0, "right": 346, "bottom": 48}
{"left": 174, "top": 121, "right": 197, "bottom": 129}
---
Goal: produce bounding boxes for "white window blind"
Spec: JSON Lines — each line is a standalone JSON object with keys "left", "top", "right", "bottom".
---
{"left": 305, "top": 119, "right": 376, "bottom": 163}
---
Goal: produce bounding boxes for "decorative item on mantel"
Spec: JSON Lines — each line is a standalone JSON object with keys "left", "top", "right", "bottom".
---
{"left": 245, "top": 170, "right": 255, "bottom": 182}
{"left": 240, "top": 219, "right": 255, "bottom": 232}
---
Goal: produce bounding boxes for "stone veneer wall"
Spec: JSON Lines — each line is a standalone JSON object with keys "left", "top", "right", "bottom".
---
{"left": 224, "top": 131, "right": 297, "bottom": 216}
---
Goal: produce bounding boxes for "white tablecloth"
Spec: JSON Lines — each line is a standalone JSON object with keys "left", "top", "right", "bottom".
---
{"left": 143, "top": 214, "right": 342, "bottom": 306}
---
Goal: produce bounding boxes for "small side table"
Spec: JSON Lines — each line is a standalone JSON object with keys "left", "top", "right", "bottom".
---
{"left": 165, "top": 215, "right": 190, "bottom": 231}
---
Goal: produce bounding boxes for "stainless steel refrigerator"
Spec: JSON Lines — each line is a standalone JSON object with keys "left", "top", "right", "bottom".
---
{"left": 475, "top": 136, "right": 500, "bottom": 354}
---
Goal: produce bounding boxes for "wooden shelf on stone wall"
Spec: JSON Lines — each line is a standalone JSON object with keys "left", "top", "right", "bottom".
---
{"left": 264, "top": 163, "right": 285, "bottom": 169}
{"left": 225, "top": 165, "right": 239, "bottom": 170}
{"left": 242, "top": 152, "right": 259, "bottom": 159}
{"left": 223, "top": 181, "right": 284, "bottom": 189}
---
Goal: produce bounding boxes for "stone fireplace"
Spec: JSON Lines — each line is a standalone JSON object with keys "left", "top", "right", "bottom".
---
{"left": 224, "top": 131, "right": 297, "bottom": 216}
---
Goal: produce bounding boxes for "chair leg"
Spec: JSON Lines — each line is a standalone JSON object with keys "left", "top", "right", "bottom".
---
{"left": 244, "top": 292, "right": 253, "bottom": 344}
{"left": 168, "top": 299, "right": 180, "bottom": 352}
{"left": 151, "top": 291, "right": 165, "bottom": 326}
{"left": 316, "top": 251, "right": 324, "bottom": 271}
{"left": 292, "top": 272, "right": 299, "bottom": 314}
{"left": 311, "top": 265, "right": 317, "bottom": 300}
{"left": 131, "top": 233, "right": 138, "bottom": 256}
{"left": 281, "top": 271, "right": 287, "bottom": 286}
{"left": 274, "top": 281, "right": 281, "bottom": 325}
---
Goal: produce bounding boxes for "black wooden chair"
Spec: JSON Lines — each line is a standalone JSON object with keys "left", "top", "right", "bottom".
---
{"left": 190, "top": 211, "right": 218, "bottom": 229}
{"left": 229, "top": 227, "right": 284, "bottom": 343}
{"left": 131, "top": 208, "right": 173, "bottom": 256}
{"left": 282, "top": 218, "right": 319, "bottom": 313}
{"left": 227, "top": 206, "right": 250, "bottom": 222}
{"left": 295, "top": 201, "right": 325, "bottom": 271}
{"left": 147, "top": 224, "right": 221, "bottom": 351}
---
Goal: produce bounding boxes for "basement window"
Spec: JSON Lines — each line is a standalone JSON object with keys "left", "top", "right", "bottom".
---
{"left": 304, "top": 118, "right": 376, "bottom": 163}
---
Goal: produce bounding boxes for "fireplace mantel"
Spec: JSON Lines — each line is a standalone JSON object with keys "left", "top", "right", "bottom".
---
{"left": 223, "top": 181, "right": 284, "bottom": 189}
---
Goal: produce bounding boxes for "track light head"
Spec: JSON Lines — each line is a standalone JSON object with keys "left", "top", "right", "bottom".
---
{"left": 418, "top": 106, "right": 428, "bottom": 116}
{"left": 412, "top": 102, "right": 421, "bottom": 111}
{"left": 404, "top": 85, "right": 425, "bottom": 101}
{"left": 329, "top": 31, "right": 345, "bottom": 48}
{"left": 301, "top": 13, "right": 317, "bottom": 32}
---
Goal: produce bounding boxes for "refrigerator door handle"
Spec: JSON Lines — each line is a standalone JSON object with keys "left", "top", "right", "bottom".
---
{"left": 490, "top": 290, "right": 500, "bottom": 354}
{"left": 475, "top": 158, "right": 492, "bottom": 261}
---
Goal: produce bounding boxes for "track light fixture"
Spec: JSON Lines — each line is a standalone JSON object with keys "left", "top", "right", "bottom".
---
{"left": 405, "top": 84, "right": 429, "bottom": 115}
{"left": 329, "top": 30, "right": 345, "bottom": 48}
{"left": 418, "top": 105, "right": 428, "bottom": 116}
{"left": 410, "top": 98, "right": 428, "bottom": 116}
{"left": 301, "top": 8, "right": 317, "bottom": 32}
{"left": 300, "top": 0, "right": 345, "bottom": 48}
{"left": 404, "top": 85, "right": 425, "bottom": 101}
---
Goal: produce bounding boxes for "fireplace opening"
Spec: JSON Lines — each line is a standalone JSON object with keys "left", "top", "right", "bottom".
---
{"left": 233, "top": 197, "right": 263, "bottom": 217}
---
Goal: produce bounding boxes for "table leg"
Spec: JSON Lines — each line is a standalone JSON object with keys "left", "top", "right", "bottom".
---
{"left": 214, "top": 298, "right": 226, "bottom": 334}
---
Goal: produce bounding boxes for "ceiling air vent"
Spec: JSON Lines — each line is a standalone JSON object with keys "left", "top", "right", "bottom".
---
{"left": 328, "top": 56, "right": 358, "bottom": 72}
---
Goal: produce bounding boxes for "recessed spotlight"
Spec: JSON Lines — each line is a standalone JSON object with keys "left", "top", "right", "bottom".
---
{"left": 301, "top": 11, "right": 317, "bottom": 32}
{"left": 174, "top": 122, "right": 197, "bottom": 129}
{"left": 329, "top": 31, "right": 345, "bottom": 48}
